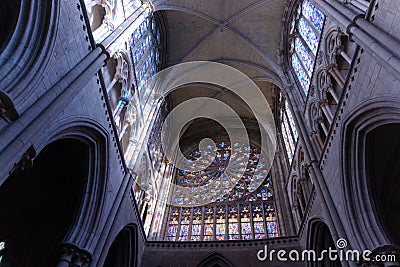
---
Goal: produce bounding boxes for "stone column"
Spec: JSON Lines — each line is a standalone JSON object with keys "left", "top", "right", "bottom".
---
{"left": 343, "top": 0, "right": 369, "bottom": 12}
{"left": 338, "top": 48, "right": 352, "bottom": 64}
{"left": 328, "top": 64, "right": 345, "bottom": 88}
{"left": 299, "top": 176, "right": 310, "bottom": 201}
{"left": 313, "top": 0, "right": 400, "bottom": 79}
{"left": 320, "top": 100, "right": 334, "bottom": 124}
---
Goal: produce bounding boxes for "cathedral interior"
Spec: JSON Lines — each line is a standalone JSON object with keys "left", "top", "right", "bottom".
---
{"left": 0, "top": 0, "right": 400, "bottom": 266}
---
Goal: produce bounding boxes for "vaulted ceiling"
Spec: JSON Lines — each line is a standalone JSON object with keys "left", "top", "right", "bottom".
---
{"left": 153, "top": 0, "right": 287, "bottom": 145}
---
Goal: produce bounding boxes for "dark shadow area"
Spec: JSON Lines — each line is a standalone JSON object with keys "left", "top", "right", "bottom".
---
{"left": 367, "top": 123, "right": 400, "bottom": 246}
{"left": 0, "top": 139, "right": 88, "bottom": 266}
{"left": 103, "top": 226, "right": 137, "bottom": 267}
{"left": 0, "top": 0, "right": 21, "bottom": 52}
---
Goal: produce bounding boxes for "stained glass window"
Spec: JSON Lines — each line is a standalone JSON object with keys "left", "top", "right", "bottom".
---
{"left": 252, "top": 204, "right": 266, "bottom": 239}
{"left": 289, "top": 0, "right": 324, "bottom": 95}
{"left": 215, "top": 206, "right": 226, "bottom": 240}
{"left": 281, "top": 99, "right": 299, "bottom": 165}
{"left": 302, "top": 0, "right": 325, "bottom": 32}
{"left": 228, "top": 205, "right": 239, "bottom": 240}
{"left": 166, "top": 208, "right": 179, "bottom": 241}
{"left": 240, "top": 205, "right": 252, "bottom": 240}
{"left": 265, "top": 205, "right": 279, "bottom": 238}
{"left": 191, "top": 208, "right": 202, "bottom": 241}
{"left": 129, "top": 15, "right": 162, "bottom": 90}
{"left": 292, "top": 53, "right": 311, "bottom": 94}
{"left": 295, "top": 38, "right": 314, "bottom": 77}
{"left": 178, "top": 208, "right": 191, "bottom": 241}
{"left": 298, "top": 18, "right": 319, "bottom": 55}
{"left": 203, "top": 207, "right": 214, "bottom": 241}
{"left": 164, "top": 142, "right": 280, "bottom": 241}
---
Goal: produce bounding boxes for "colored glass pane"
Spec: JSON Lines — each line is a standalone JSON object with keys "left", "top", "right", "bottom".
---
{"left": 228, "top": 216, "right": 239, "bottom": 240}
{"left": 267, "top": 221, "right": 278, "bottom": 237}
{"left": 283, "top": 112, "right": 296, "bottom": 150}
{"left": 291, "top": 53, "right": 310, "bottom": 94}
{"left": 302, "top": 0, "right": 325, "bottom": 32}
{"left": 282, "top": 121, "right": 293, "bottom": 163}
{"left": 298, "top": 17, "right": 319, "bottom": 55}
{"left": 285, "top": 103, "right": 299, "bottom": 141}
{"left": 166, "top": 224, "right": 178, "bottom": 241}
{"left": 252, "top": 204, "right": 265, "bottom": 238}
{"left": 295, "top": 38, "right": 314, "bottom": 77}
{"left": 240, "top": 205, "right": 252, "bottom": 239}
{"left": 130, "top": 16, "right": 161, "bottom": 86}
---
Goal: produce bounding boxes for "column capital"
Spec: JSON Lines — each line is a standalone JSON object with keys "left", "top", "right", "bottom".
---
{"left": 58, "top": 243, "right": 92, "bottom": 267}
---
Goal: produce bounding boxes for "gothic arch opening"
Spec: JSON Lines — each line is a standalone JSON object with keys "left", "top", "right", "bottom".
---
{"left": 308, "top": 221, "right": 340, "bottom": 267}
{"left": 366, "top": 123, "right": 400, "bottom": 246}
{"left": 103, "top": 225, "right": 138, "bottom": 267}
{"left": 0, "top": 139, "right": 88, "bottom": 266}
{"left": 196, "top": 252, "right": 234, "bottom": 267}
{"left": 0, "top": 0, "right": 20, "bottom": 51}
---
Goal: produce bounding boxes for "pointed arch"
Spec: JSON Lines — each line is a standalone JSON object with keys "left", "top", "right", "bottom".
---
{"left": 103, "top": 224, "right": 139, "bottom": 267}
{"left": 197, "top": 252, "right": 235, "bottom": 267}
{"left": 342, "top": 98, "right": 400, "bottom": 250}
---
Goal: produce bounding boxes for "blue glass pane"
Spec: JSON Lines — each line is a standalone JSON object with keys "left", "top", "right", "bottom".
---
{"left": 282, "top": 117, "right": 294, "bottom": 163}
{"left": 285, "top": 103, "right": 299, "bottom": 141}
{"left": 295, "top": 38, "right": 314, "bottom": 77}
{"left": 283, "top": 112, "right": 296, "bottom": 151}
{"left": 302, "top": 0, "right": 325, "bottom": 32}
{"left": 130, "top": 16, "right": 161, "bottom": 85}
{"left": 298, "top": 17, "right": 319, "bottom": 55}
{"left": 291, "top": 53, "right": 310, "bottom": 94}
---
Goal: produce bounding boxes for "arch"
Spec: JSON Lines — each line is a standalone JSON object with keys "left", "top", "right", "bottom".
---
{"left": 342, "top": 98, "right": 400, "bottom": 250}
{"left": 307, "top": 220, "right": 341, "bottom": 267}
{"left": 196, "top": 252, "right": 235, "bottom": 267}
{"left": 0, "top": 139, "right": 89, "bottom": 266}
{"left": 324, "top": 27, "right": 343, "bottom": 65}
{"left": 33, "top": 118, "right": 110, "bottom": 253}
{"left": 0, "top": 0, "right": 60, "bottom": 118}
{"left": 103, "top": 224, "right": 138, "bottom": 267}
{"left": 366, "top": 124, "right": 400, "bottom": 247}
{"left": 214, "top": 58, "right": 284, "bottom": 88}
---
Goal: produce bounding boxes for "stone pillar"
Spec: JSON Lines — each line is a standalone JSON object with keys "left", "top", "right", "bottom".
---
{"left": 106, "top": 77, "right": 118, "bottom": 93}
{"left": 328, "top": 64, "right": 345, "bottom": 88}
{"left": 299, "top": 176, "right": 310, "bottom": 201}
{"left": 343, "top": 0, "right": 369, "bottom": 12}
{"left": 338, "top": 48, "right": 352, "bottom": 64}
{"left": 320, "top": 101, "right": 333, "bottom": 124}
{"left": 317, "top": 116, "right": 329, "bottom": 136}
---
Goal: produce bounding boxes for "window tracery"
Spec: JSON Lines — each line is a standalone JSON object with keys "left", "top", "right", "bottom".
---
{"left": 164, "top": 141, "right": 279, "bottom": 241}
